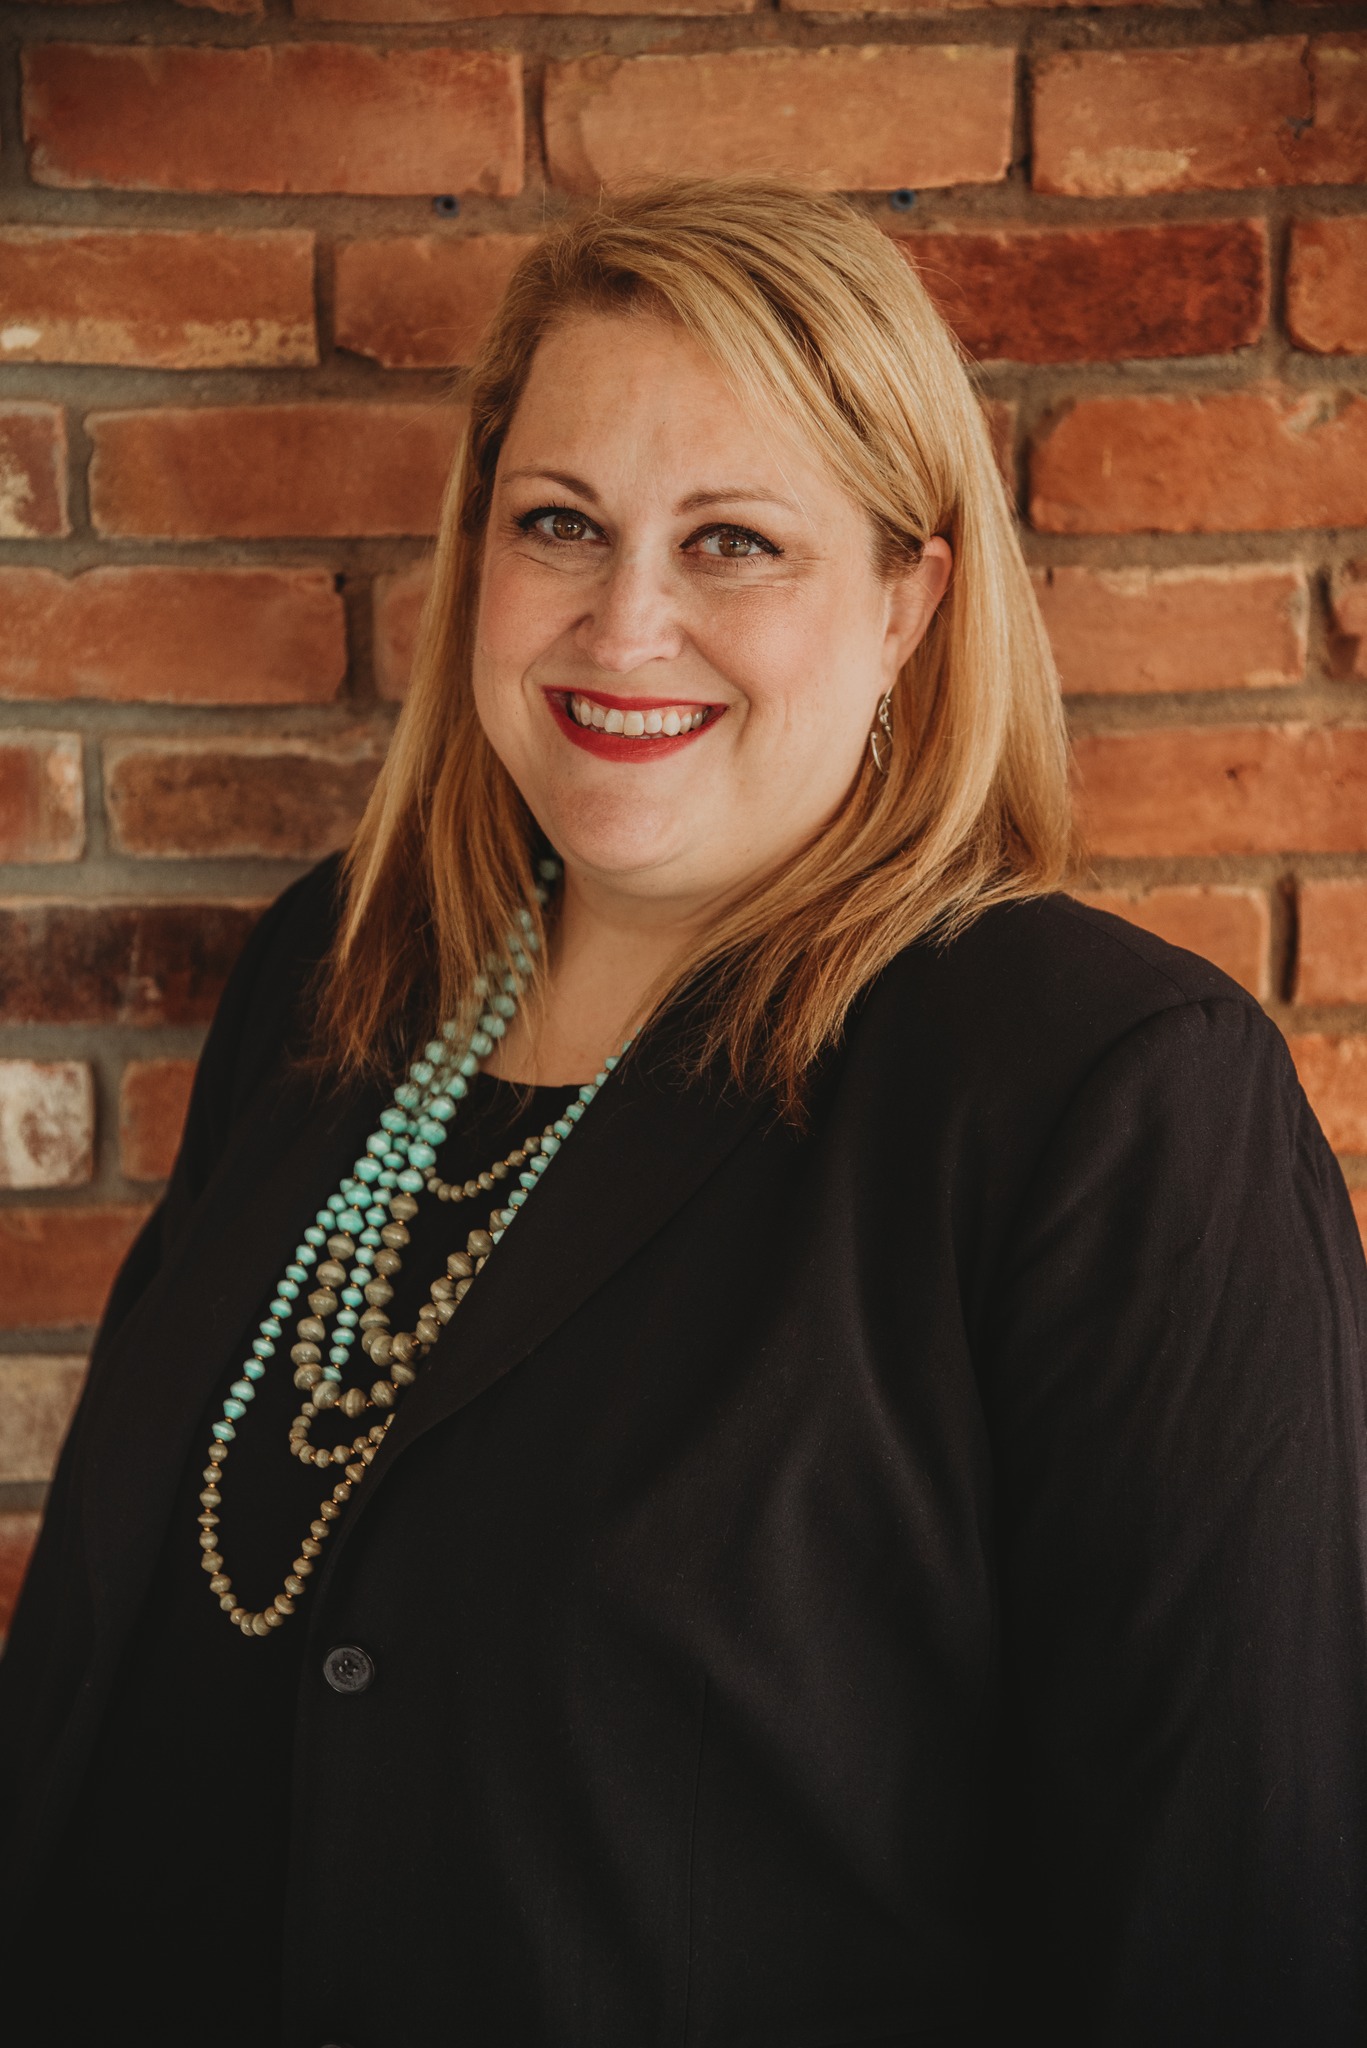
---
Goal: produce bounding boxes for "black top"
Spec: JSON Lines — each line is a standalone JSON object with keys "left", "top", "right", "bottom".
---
{"left": 3, "top": 856, "right": 1366, "bottom": 2048}
{"left": 26, "top": 1072, "right": 581, "bottom": 2045}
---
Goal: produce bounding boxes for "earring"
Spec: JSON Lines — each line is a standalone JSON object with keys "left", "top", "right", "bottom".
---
{"left": 869, "top": 689, "right": 894, "bottom": 774}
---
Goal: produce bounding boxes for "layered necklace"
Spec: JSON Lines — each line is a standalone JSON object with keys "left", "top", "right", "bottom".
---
{"left": 197, "top": 863, "right": 626, "bottom": 1639}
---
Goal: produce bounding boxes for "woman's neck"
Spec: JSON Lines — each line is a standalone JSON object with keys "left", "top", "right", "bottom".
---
{"left": 484, "top": 867, "right": 711, "bottom": 1087}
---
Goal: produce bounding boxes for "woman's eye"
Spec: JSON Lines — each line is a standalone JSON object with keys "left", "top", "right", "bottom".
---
{"left": 693, "top": 526, "right": 775, "bottom": 560}
{"left": 519, "top": 507, "right": 596, "bottom": 544}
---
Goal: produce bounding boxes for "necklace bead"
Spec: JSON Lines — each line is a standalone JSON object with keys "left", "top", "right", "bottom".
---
{"left": 200, "top": 873, "right": 629, "bottom": 1638}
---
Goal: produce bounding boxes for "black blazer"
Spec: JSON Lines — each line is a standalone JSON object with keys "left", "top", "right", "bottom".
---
{"left": 4, "top": 859, "right": 1367, "bottom": 2046}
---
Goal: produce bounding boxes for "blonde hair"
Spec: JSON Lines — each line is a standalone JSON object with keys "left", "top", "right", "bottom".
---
{"left": 316, "top": 178, "right": 1073, "bottom": 1116}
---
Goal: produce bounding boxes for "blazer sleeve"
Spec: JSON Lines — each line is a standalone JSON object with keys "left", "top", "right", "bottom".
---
{"left": 0, "top": 859, "right": 341, "bottom": 1814}
{"left": 979, "top": 994, "right": 1367, "bottom": 2046}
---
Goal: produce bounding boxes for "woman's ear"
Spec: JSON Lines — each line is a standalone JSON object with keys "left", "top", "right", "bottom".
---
{"left": 885, "top": 537, "right": 953, "bottom": 674}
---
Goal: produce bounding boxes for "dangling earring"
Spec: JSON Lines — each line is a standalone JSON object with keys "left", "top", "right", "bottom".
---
{"left": 869, "top": 688, "right": 894, "bottom": 774}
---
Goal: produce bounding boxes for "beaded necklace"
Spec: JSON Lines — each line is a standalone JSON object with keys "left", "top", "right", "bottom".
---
{"left": 197, "top": 865, "right": 626, "bottom": 1639}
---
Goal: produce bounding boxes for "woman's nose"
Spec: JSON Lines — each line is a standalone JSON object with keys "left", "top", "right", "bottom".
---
{"left": 575, "top": 550, "right": 684, "bottom": 674}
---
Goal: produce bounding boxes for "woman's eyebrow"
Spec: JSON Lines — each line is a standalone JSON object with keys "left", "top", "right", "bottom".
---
{"left": 676, "top": 486, "right": 799, "bottom": 515}
{"left": 502, "top": 467, "right": 601, "bottom": 501}
{"left": 502, "top": 468, "right": 798, "bottom": 518}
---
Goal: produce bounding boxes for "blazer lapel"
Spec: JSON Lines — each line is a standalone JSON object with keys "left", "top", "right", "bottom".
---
{"left": 78, "top": 1056, "right": 386, "bottom": 1629}
{"left": 322, "top": 1024, "right": 772, "bottom": 1567}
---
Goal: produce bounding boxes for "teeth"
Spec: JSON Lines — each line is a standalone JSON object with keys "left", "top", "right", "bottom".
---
{"left": 565, "top": 694, "right": 709, "bottom": 739}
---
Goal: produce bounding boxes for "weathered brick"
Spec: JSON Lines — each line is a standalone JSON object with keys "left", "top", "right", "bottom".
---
{"left": 1031, "top": 389, "right": 1367, "bottom": 535}
{"left": 1288, "top": 217, "right": 1367, "bottom": 357}
{"left": 373, "top": 558, "right": 432, "bottom": 702}
{"left": 1034, "top": 565, "right": 1307, "bottom": 695}
{"left": 0, "top": 404, "right": 68, "bottom": 539}
{"left": 0, "top": 1355, "right": 87, "bottom": 1484}
{"left": 1074, "top": 726, "right": 1367, "bottom": 859}
{"left": 0, "top": 899, "right": 262, "bottom": 1026}
{"left": 785, "top": 0, "right": 1182, "bottom": 9}
{"left": 301, "top": 0, "right": 752, "bottom": 14}
{"left": 1287, "top": 1033, "right": 1367, "bottom": 1154}
{"left": 335, "top": 233, "right": 537, "bottom": 369}
{"left": 1296, "top": 880, "right": 1367, "bottom": 1005}
{"left": 1330, "top": 562, "right": 1367, "bottom": 682}
{"left": 0, "top": 567, "right": 347, "bottom": 706}
{"left": 0, "top": 1062, "right": 94, "bottom": 1190}
{"left": 1075, "top": 886, "right": 1269, "bottom": 999}
{"left": 901, "top": 221, "right": 1267, "bottom": 364}
{"left": 1033, "top": 36, "right": 1367, "bottom": 197}
{"left": 88, "top": 403, "right": 463, "bottom": 539}
{"left": 0, "top": 1205, "right": 150, "bottom": 1329}
{"left": 0, "top": 228, "right": 315, "bottom": 369}
{"left": 0, "top": 733, "right": 84, "bottom": 863}
{"left": 0, "top": 1513, "right": 41, "bottom": 1639}
{"left": 104, "top": 734, "right": 386, "bottom": 860}
{"left": 545, "top": 46, "right": 1015, "bottom": 193}
{"left": 23, "top": 43, "right": 524, "bottom": 197}
{"left": 119, "top": 1057, "right": 196, "bottom": 1182}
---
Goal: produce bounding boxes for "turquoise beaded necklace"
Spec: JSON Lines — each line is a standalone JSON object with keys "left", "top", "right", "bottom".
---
{"left": 197, "top": 864, "right": 627, "bottom": 1639}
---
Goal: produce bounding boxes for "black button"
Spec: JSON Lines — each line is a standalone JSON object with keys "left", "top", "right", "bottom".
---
{"left": 323, "top": 1644, "right": 374, "bottom": 1694}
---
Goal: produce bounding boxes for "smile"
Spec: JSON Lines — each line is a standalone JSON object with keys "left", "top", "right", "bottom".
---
{"left": 543, "top": 687, "right": 724, "bottom": 762}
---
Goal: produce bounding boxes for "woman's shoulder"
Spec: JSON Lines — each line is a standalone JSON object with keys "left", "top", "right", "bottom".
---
{"left": 857, "top": 890, "right": 1286, "bottom": 1126}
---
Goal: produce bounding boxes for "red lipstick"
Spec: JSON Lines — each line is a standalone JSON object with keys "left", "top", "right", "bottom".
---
{"left": 542, "top": 686, "right": 725, "bottom": 764}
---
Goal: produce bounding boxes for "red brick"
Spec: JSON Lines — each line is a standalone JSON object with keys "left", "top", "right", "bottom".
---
{"left": 1031, "top": 389, "right": 1367, "bottom": 536}
{"left": 1034, "top": 565, "right": 1307, "bottom": 695}
{"left": 335, "top": 233, "right": 537, "bottom": 369}
{"left": 0, "top": 1513, "right": 41, "bottom": 1639}
{"left": 1288, "top": 217, "right": 1367, "bottom": 357}
{"left": 0, "top": 228, "right": 315, "bottom": 369}
{"left": 0, "top": 733, "right": 84, "bottom": 863}
{"left": 1287, "top": 1033, "right": 1367, "bottom": 1154}
{"left": 785, "top": 0, "right": 1176, "bottom": 9}
{"left": 1033, "top": 37, "right": 1367, "bottom": 197}
{"left": 23, "top": 43, "right": 523, "bottom": 197}
{"left": 545, "top": 46, "right": 1015, "bottom": 193}
{"left": 0, "top": 899, "right": 262, "bottom": 1026}
{"left": 373, "top": 558, "right": 432, "bottom": 702}
{"left": 0, "top": 1205, "right": 151, "bottom": 1329}
{"left": 0, "top": 1356, "right": 87, "bottom": 1484}
{"left": 901, "top": 221, "right": 1267, "bottom": 364}
{"left": 1074, "top": 726, "right": 1367, "bottom": 859}
{"left": 1076, "top": 885, "right": 1270, "bottom": 999}
{"left": 104, "top": 734, "right": 386, "bottom": 860}
{"left": 301, "top": 0, "right": 751, "bottom": 13}
{"left": 119, "top": 1058, "right": 196, "bottom": 1182}
{"left": 0, "top": 404, "right": 68, "bottom": 539}
{"left": 1296, "top": 880, "right": 1367, "bottom": 1006}
{"left": 0, "top": 566, "right": 347, "bottom": 706}
{"left": 0, "top": 1062, "right": 94, "bottom": 1190}
{"left": 88, "top": 403, "right": 463, "bottom": 539}
{"left": 1330, "top": 563, "right": 1367, "bottom": 682}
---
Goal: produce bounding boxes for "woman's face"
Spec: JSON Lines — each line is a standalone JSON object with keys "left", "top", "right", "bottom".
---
{"left": 473, "top": 309, "right": 951, "bottom": 914}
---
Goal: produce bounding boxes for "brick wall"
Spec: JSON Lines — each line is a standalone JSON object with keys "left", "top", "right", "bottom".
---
{"left": 1, "top": 0, "right": 1365, "bottom": 1627}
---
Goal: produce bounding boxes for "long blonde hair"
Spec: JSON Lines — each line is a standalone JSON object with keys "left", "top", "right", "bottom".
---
{"left": 316, "top": 179, "right": 1073, "bottom": 1116}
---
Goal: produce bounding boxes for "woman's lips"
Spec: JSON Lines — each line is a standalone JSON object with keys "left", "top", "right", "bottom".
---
{"left": 543, "top": 686, "right": 724, "bottom": 763}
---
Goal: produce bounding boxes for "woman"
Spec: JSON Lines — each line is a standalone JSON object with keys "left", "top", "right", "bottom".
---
{"left": 2, "top": 180, "right": 1365, "bottom": 2046}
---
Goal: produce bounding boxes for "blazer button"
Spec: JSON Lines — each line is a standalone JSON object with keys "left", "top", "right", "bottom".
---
{"left": 323, "top": 1644, "right": 375, "bottom": 1695}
